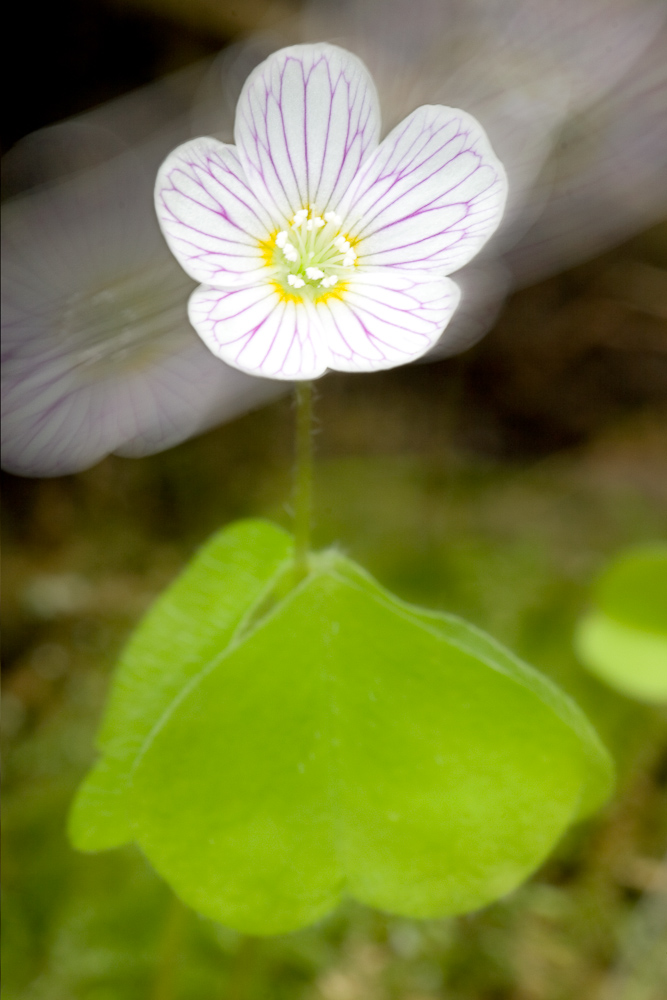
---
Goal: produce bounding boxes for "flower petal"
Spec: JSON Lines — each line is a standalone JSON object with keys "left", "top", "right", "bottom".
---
{"left": 155, "top": 138, "right": 278, "bottom": 287}
{"left": 315, "top": 268, "right": 461, "bottom": 372}
{"left": 1, "top": 353, "right": 106, "bottom": 477}
{"left": 234, "top": 43, "right": 381, "bottom": 220}
{"left": 344, "top": 105, "right": 507, "bottom": 274}
{"left": 188, "top": 283, "right": 330, "bottom": 380}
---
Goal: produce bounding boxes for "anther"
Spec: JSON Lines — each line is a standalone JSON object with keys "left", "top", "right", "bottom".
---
{"left": 287, "top": 274, "right": 305, "bottom": 288}
{"left": 306, "top": 267, "right": 325, "bottom": 280}
{"left": 275, "top": 231, "right": 289, "bottom": 248}
{"left": 320, "top": 275, "right": 339, "bottom": 288}
{"left": 324, "top": 211, "right": 342, "bottom": 225}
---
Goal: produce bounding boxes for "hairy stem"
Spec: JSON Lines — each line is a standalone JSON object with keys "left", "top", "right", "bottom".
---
{"left": 293, "top": 380, "right": 314, "bottom": 580}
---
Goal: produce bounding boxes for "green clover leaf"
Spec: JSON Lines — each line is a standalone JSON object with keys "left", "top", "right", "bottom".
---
{"left": 70, "top": 520, "right": 612, "bottom": 934}
{"left": 69, "top": 519, "right": 294, "bottom": 850}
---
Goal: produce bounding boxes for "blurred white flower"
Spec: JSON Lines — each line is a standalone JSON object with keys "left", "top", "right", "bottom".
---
{"left": 505, "top": 23, "right": 667, "bottom": 284}
{"left": 1, "top": 69, "right": 285, "bottom": 477}
{"left": 303, "top": 0, "right": 667, "bottom": 353}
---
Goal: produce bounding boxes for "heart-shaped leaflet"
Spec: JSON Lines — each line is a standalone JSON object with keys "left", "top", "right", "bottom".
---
{"left": 70, "top": 520, "right": 612, "bottom": 934}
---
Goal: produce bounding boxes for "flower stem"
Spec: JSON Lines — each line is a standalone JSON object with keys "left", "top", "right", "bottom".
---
{"left": 293, "top": 380, "right": 314, "bottom": 580}
{"left": 151, "top": 895, "right": 187, "bottom": 1000}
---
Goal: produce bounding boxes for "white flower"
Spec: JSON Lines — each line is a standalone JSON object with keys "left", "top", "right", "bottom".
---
{"left": 155, "top": 43, "right": 507, "bottom": 381}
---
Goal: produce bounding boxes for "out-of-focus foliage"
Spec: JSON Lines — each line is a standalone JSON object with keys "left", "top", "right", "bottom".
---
{"left": 3, "top": 382, "right": 666, "bottom": 996}
{"left": 575, "top": 545, "right": 667, "bottom": 703}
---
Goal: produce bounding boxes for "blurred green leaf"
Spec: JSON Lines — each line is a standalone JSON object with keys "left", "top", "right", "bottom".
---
{"left": 596, "top": 545, "right": 667, "bottom": 635}
{"left": 575, "top": 544, "right": 667, "bottom": 703}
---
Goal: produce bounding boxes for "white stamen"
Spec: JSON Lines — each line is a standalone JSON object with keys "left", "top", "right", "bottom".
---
{"left": 273, "top": 214, "right": 358, "bottom": 295}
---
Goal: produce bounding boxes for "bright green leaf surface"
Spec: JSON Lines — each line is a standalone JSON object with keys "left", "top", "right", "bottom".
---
{"left": 594, "top": 544, "right": 667, "bottom": 636}
{"left": 575, "top": 612, "right": 667, "bottom": 703}
{"left": 124, "top": 549, "right": 611, "bottom": 934}
{"left": 68, "top": 520, "right": 293, "bottom": 851}
{"left": 331, "top": 554, "right": 612, "bottom": 819}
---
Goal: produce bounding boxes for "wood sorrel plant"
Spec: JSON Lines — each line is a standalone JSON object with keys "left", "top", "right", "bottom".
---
{"left": 70, "top": 43, "right": 613, "bottom": 936}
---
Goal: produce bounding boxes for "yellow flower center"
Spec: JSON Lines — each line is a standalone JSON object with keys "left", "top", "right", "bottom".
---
{"left": 266, "top": 207, "right": 357, "bottom": 300}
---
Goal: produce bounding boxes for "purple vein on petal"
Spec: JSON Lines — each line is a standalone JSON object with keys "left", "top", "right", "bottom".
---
{"left": 235, "top": 44, "right": 381, "bottom": 220}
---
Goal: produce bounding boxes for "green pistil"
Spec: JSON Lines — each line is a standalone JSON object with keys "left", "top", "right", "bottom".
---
{"left": 273, "top": 208, "right": 357, "bottom": 297}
